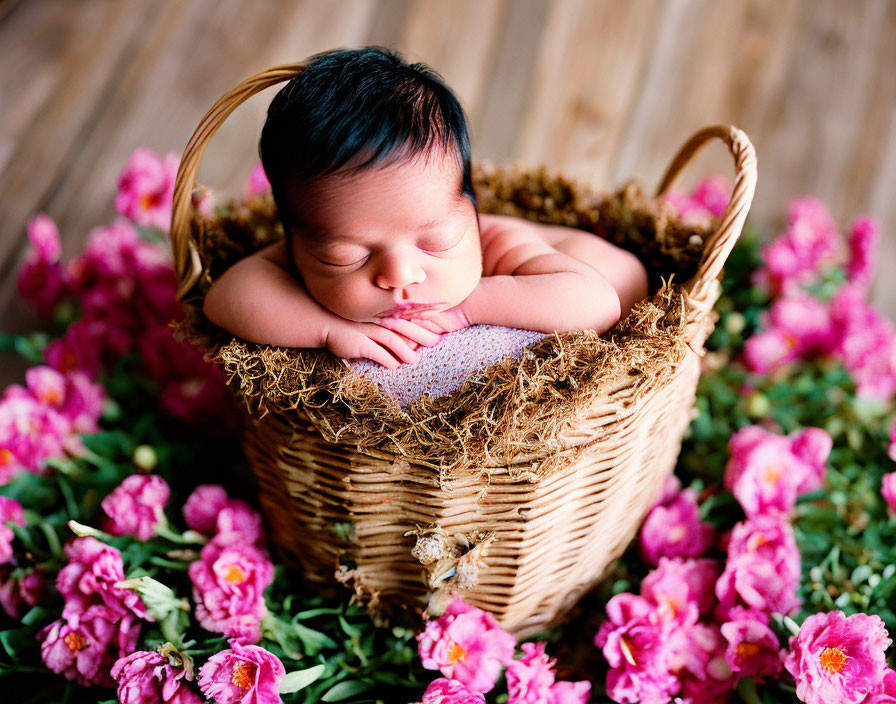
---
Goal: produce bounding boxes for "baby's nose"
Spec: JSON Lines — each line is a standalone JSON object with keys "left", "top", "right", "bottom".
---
{"left": 374, "top": 252, "right": 426, "bottom": 290}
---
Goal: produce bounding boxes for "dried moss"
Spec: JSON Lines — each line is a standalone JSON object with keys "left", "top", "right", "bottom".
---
{"left": 174, "top": 163, "right": 718, "bottom": 478}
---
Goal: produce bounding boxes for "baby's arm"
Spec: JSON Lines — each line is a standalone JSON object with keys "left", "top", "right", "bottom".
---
{"left": 457, "top": 217, "right": 644, "bottom": 334}
{"left": 202, "top": 241, "right": 337, "bottom": 348}
{"left": 202, "top": 241, "right": 439, "bottom": 368}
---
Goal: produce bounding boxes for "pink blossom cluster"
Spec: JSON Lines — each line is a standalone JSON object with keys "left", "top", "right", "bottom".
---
{"left": 742, "top": 196, "right": 895, "bottom": 398}
{"left": 101, "top": 473, "right": 171, "bottom": 540}
{"left": 723, "top": 425, "right": 831, "bottom": 518}
{"left": 16, "top": 149, "right": 236, "bottom": 431}
{"left": 39, "top": 537, "right": 149, "bottom": 687}
{"left": 662, "top": 175, "right": 731, "bottom": 228}
{"left": 596, "top": 463, "right": 828, "bottom": 703}
{"left": 417, "top": 599, "right": 590, "bottom": 702}
{"left": 785, "top": 610, "right": 895, "bottom": 704}
{"left": 0, "top": 364, "right": 104, "bottom": 485}
{"left": 185, "top": 484, "right": 273, "bottom": 644}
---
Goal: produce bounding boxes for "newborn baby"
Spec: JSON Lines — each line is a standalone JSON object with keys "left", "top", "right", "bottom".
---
{"left": 204, "top": 47, "right": 648, "bottom": 370}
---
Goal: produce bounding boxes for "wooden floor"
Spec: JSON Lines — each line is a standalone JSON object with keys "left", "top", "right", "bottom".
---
{"left": 1, "top": 0, "right": 895, "bottom": 386}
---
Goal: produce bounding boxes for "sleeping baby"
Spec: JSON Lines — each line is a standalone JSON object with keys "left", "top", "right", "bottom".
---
{"left": 203, "top": 47, "right": 649, "bottom": 370}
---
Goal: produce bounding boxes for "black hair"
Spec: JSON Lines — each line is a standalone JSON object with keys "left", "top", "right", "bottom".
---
{"left": 259, "top": 46, "right": 476, "bottom": 242}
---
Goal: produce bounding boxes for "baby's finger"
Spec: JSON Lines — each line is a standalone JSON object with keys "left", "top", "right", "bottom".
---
{"left": 366, "top": 326, "right": 421, "bottom": 365}
{"left": 377, "top": 317, "right": 441, "bottom": 347}
{"left": 358, "top": 338, "right": 401, "bottom": 369}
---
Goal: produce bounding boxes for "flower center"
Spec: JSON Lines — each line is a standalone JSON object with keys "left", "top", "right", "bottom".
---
{"left": 448, "top": 642, "right": 467, "bottom": 664}
{"left": 763, "top": 464, "right": 782, "bottom": 483}
{"left": 668, "top": 525, "right": 686, "bottom": 543}
{"left": 231, "top": 661, "right": 256, "bottom": 689}
{"left": 748, "top": 533, "right": 770, "bottom": 551}
{"left": 819, "top": 647, "right": 848, "bottom": 674}
{"left": 620, "top": 636, "right": 638, "bottom": 666}
{"left": 224, "top": 564, "right": 246, "bottom": 585}
{"left": 40, "top": 389, "right": 62, "bottom": 405}
{"left": 141, "top": 192, "right": 161, "bottom": 211}
{"left": 63, "top": 631, "right": 89, "bottom": 653}
{"left": 0, "top": 448, "right": 13, "bottom": 466}
{"left": 737, "top": 642, "right": 761, "bottom": 659}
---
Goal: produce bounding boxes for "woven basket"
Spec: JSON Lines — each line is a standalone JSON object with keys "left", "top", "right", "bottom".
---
{"left": 169, "top": 63, "right": 757, "bottom": 639}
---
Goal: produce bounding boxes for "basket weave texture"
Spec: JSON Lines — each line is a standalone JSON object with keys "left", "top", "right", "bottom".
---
{"left": 168, "top": 63, "right": 757, "bottom": 638}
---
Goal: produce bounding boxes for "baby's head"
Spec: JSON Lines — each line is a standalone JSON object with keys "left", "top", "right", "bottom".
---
{"left": 259, "top": 47, "right": 482, "bottom": 323}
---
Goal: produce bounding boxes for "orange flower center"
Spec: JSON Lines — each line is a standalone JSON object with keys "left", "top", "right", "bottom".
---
{"left": 748, "top": 533, "right": 770, "bottom": 551}
{"left": 224, "top": 564, "right": 246, "bottom": 585}
{"left": 448, "top": 642, "right": 467, "bottom": 664}
{"left": 140, "top": 193, "right": 161, "bottom": 211}
{"left": 819, "top": 647, "right": 848, "bottom": 674}
{"left": 0, "top": 448, "right": 13, "bottom": 466}
{"left": 40, "top": 389, "right": 62, "bottom": 405}
{"left": 737, "top": 642, "right": 761, "bottom": 659}
{"left": 231, "top": 661, "right": 256, "bottom": 689}
{"left": 63, "top": 631, "right": 89, "bottom": 653}
{"left": 763, "top": 464, "right": 782, "bottom": 483}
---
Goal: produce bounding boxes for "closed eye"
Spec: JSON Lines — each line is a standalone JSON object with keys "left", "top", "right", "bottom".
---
{"left": 317, "top": 254, "right": 368, "bottom": 267}
{"left": 421, "top": 234, "right": 463, "bottom": 253}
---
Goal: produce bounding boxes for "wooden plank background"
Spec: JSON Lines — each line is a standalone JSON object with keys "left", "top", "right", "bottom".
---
{"left": 1, "top": 0, "right": 894, "bottom": 388}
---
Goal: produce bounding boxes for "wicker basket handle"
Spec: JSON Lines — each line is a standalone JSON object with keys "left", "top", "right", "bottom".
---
{"left": 169, "top": 63, "right": 308, "bottom": 300}
{"left": 654, "top": 124, "right": 757, "bottom": 306}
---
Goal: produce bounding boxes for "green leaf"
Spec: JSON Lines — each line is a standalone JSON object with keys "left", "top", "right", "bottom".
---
{"left": 279, "top": 664, "right": 326, "bottom": 693}
{"left": 321, "top": 679, "right": 373, "bottom": 701}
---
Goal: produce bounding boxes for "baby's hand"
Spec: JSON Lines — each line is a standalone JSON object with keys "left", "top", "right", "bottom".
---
{"left": 324, "top": 317, "right": 441, "bottom": 370}
{"left": 399, "top": 305, "right": 471, "bottom": 336}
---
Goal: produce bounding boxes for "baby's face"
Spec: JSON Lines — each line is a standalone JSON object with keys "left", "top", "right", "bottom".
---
{"left": 286, "top": 150, "right": 482, "bottom": 323}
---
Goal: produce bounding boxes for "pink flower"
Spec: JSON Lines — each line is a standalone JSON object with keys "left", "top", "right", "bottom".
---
{"left": 724, "top": 425, "right": 831, "bottom": 517}
{"left": 743, "top": 294, "right": 834, "bottom": 374}
{"left": 189, "top": 541, "right": 273, "bottom": 644}
{"left": 39, "top": 608, "right": 141, "bottom": 687}
{"left": 184, "top": 484, "right": 231, "bottom": 535}
{"left": 719, "top": 607, "right": 784, "bottom": 683}
{"left": 17, "top": 213, "right": 71, "bottom": 317}
{"left": 115, "top": 148, "right": 180, "bottom": 230}
{"left": 753, "top": 196, "right": 845, "bottom": 297}
{"left": 184, "top": 485, "right": 265, "bottom": 545}
{"left": 641, "top": 557, "right": 721, "bottom": 621}
{"left": 101, "top": 474, "right": 170, "bottom": 540}
{"left": 56, "top": 536, "right": 148, "bottom": 622}
{"left": 0, "top": 496, "right": 24, "bottom": 565}
{"left": 417, "top": 599, "right": 516, "bottom": 693}
{"left": 505, "top": 641, "right": 591, "bottom": 704}
{"left": 882, "top": 474, "right": 896, "bottom": 515}
{"left": 198, "top": 641, "right": 285, "bottom": 704}
{"left": 663, "top": 176, "right": 730, "bottom": 227}
{"left": 784, "top": 610, "right": 892, "bottom": 704}
{"left": 0, "top": 567, "right": 47, "bottom": 619}
{"left": 827, "top": 285, "right": 896, "bottom": 399}
{"left": 0, "top": 393, "right": 70, "bottom": 478}
{"left": 845, "top": 217, "right": 879, "bottom": 294}
{"left": 422, "top": 678, "right": 486, "bottom": 703}
{"left": 639, "top": 488, "right": 714, "bottom": 565}
{"left": 715, "top": 516, "right": 802, "bottom": 620}
{"left": 243, "top": 163, "right": 271, "bottom": 200}
{"left": 594, "top": 593, "right": 679, "bottom": 703}
{"left": 111, "top": 649, "right": 203, "bottom": 704}
{"left": 43, "top": 319, "right": 105, "bottom": 377}
{"left": 668, "top": 622, "right": 734, "bottom": 702}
